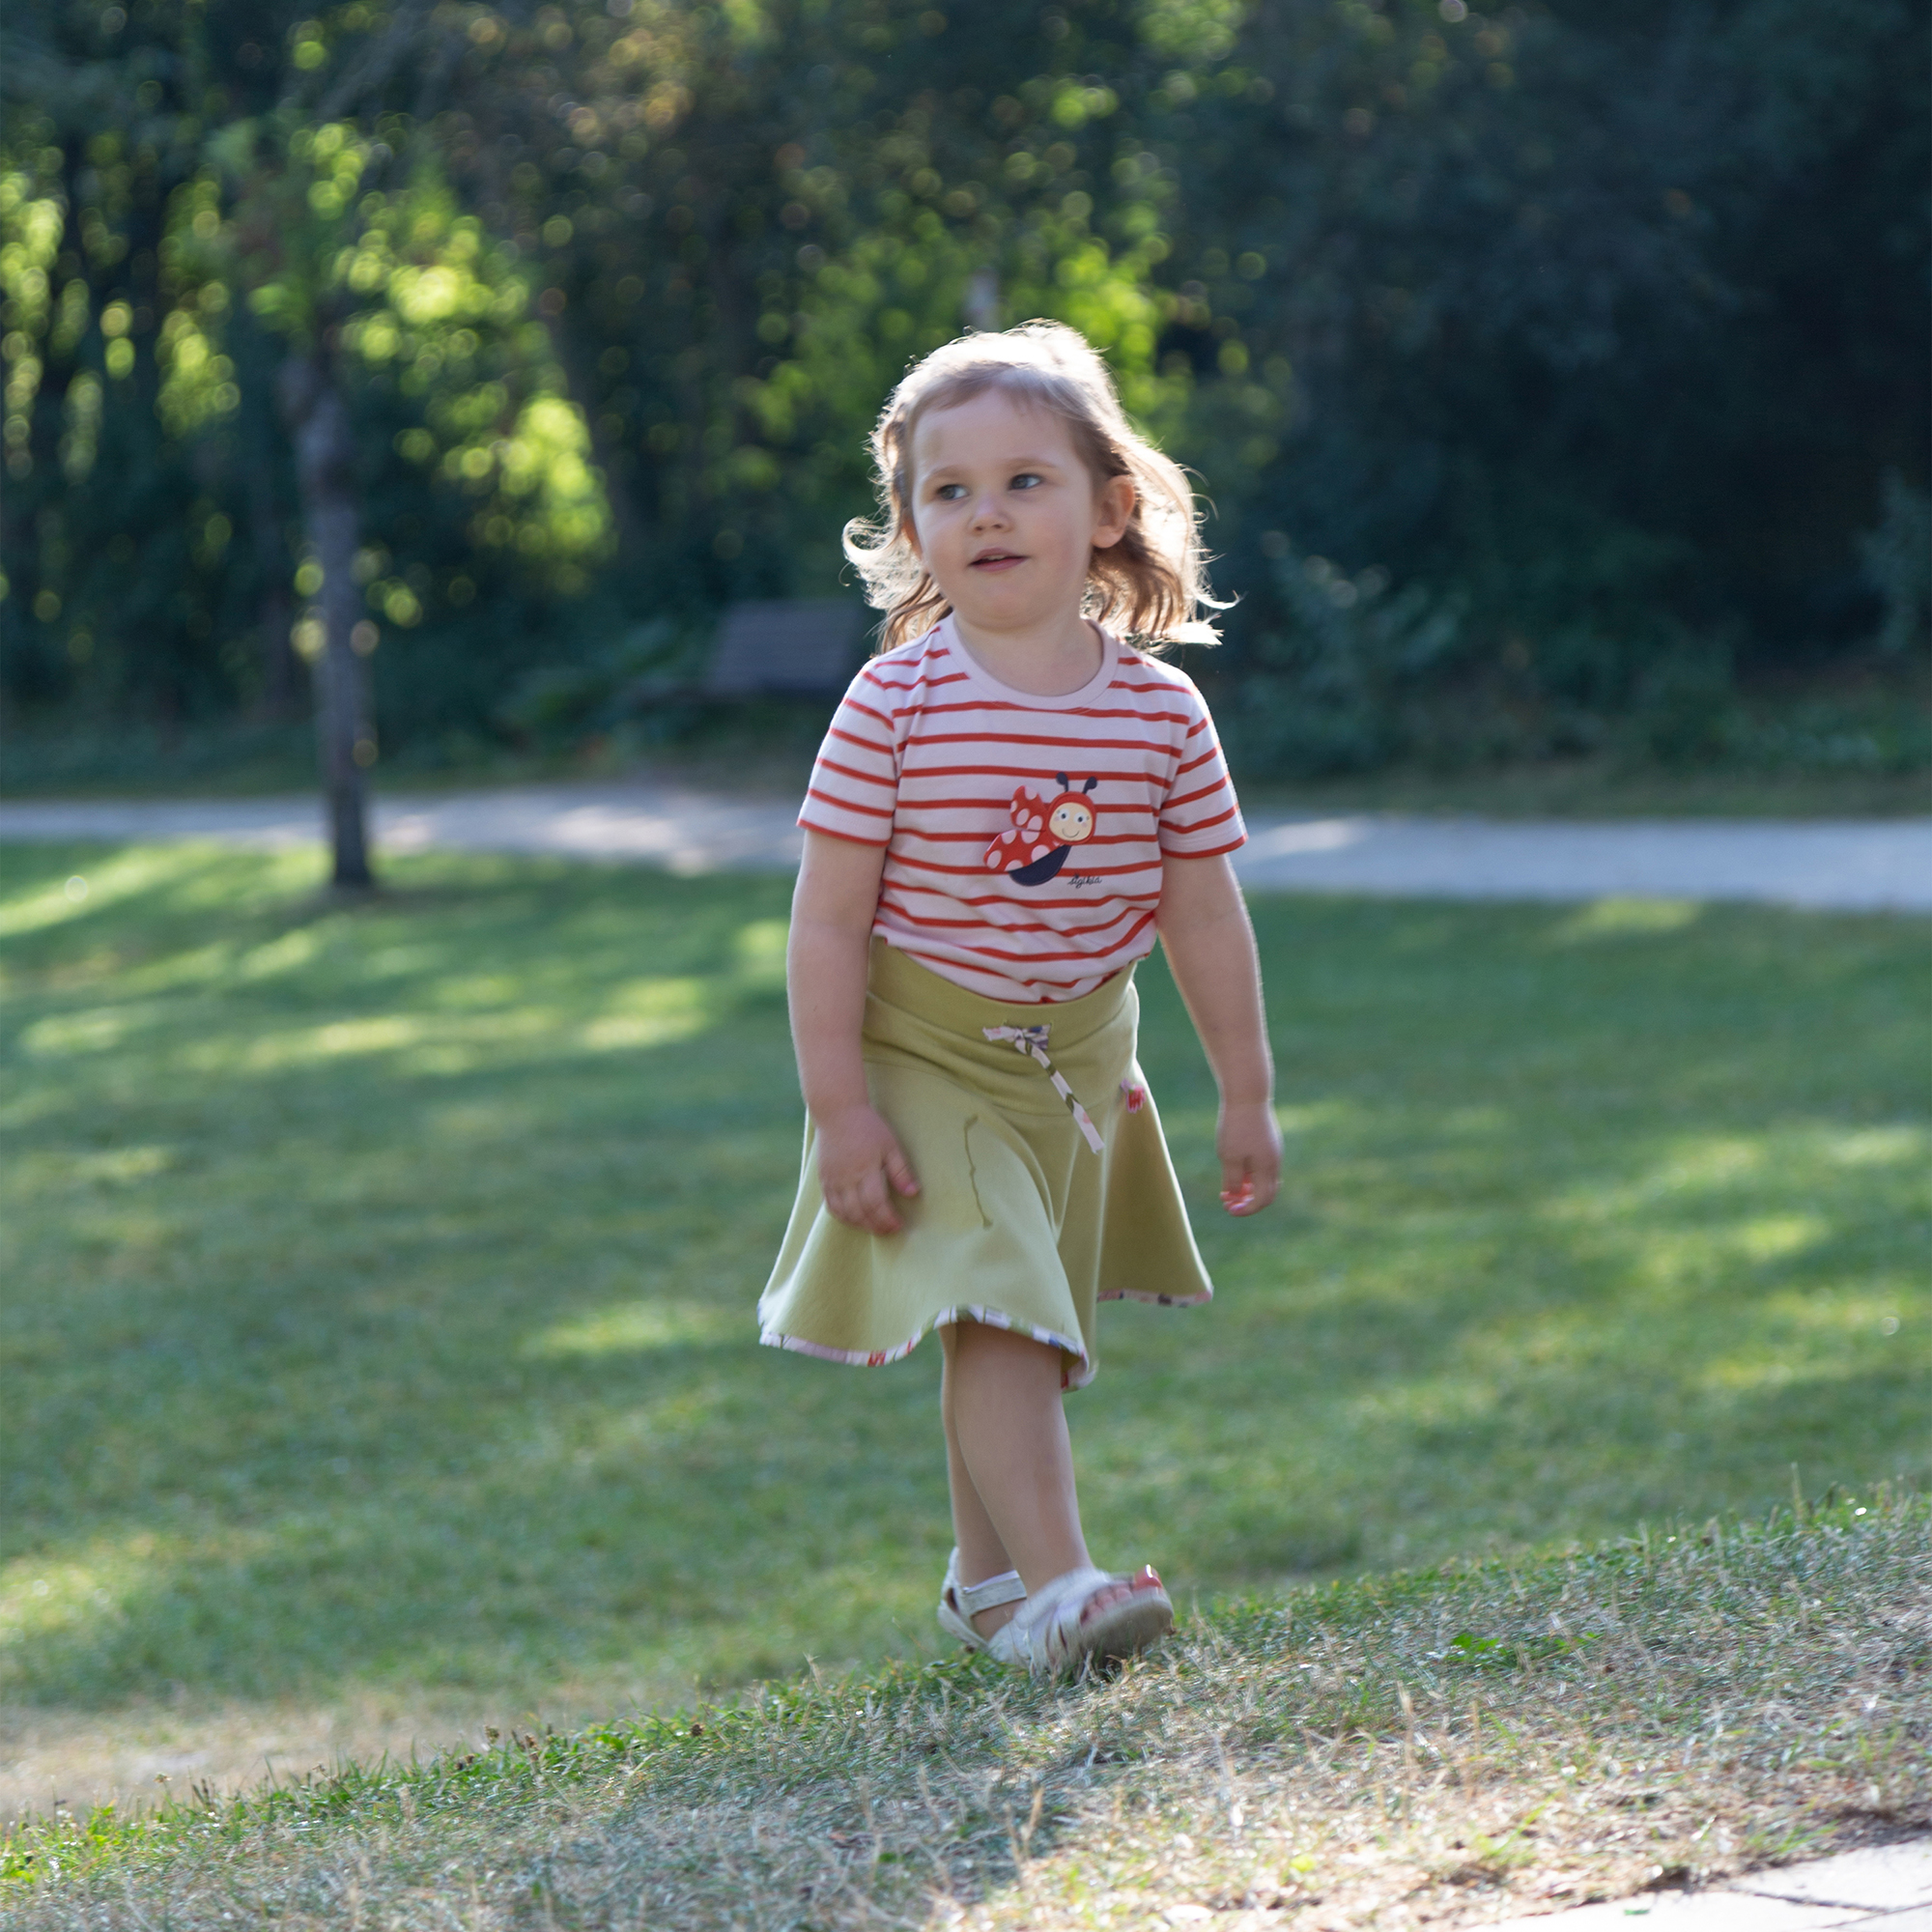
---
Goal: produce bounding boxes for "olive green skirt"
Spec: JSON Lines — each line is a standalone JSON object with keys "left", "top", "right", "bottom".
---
{"left": 757, "top": 938, "right": 1213, "bottom": 1390}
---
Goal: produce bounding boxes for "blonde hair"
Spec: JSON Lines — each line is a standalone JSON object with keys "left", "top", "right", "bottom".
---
{"left": 842, "top": 320, "right": 1225, "bottom": 652}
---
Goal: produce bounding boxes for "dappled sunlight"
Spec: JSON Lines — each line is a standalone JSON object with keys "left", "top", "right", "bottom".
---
{"left": 427, "top": 970, "right": 529, "bottom": 1009}
{"left": 208, "top": 1011, "right": 435, "bottom": 1068}
{"left": 18, "top": 1003, "right": 167, "bottom": 1058}
{"left": 237, "top": 926, "right": 326, "bottom": 980}
{"left": 1827, "top": 1123, "right": 1923, "bottom": 1167}
{"left": 1730, "top": 1211, "right": 1830, "bottom": 1263}
{"left": 1559, "top": 1201, "right": 1832, "bottom": 1296}
{"left": 1697, "top": 1354, "right": 1858, "bottom": 1395}
{"left": 0, "top": 843, "right": 222, "bottom": 941}
{"left": 579, "top": 976, "right": 711, "bottom": 1053}
{"left": 116, "top": 940, "right": 259, "bottom": 995}
{"left": 1695, "top": 1284, "right": 1916, "bottom": 1394}
{"left": 1542, "top": 1131, "right": 1769, "bottom": 1223}
{"left": 0, "top": 1531, "right": 185, "bottom": 1666}
{"left": 357, "top": 943, "right": 448, "bottom": 981}
{"left": 1548, "top": 897, "right": 1704, "bottom": 944}
{"left": 524, "top": 1300, "right": 741, "bottom": 1359}
{"left": 159, "top": 1003, "right": 732, "bottom": 1076}
{"left": 731, "top": 916, "right": 790, "bottom": 989}
{"left": 1343, "top": 1365, "right": 1499, "bottom": 1434}
{"left": 4, "top": 858, "right": 1922, "bottom": 1778}
{"left": 56, "top": 1143, "right": 177, "bottom": 1187}
{"left": 1761, "top": 1286, "right": 1916, "bottom": 1335}
{"left": 1270, "top": 1098, "right": 1360, "bottom": 1140}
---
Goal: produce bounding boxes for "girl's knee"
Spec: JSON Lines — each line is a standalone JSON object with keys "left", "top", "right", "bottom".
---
{"left": 951, "top": 1317, "right": 1062, "bottom": 1372}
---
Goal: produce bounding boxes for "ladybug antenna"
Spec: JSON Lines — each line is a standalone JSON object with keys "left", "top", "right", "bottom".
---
{"left": 1056, "top": 773, "right": 1069, "bottom": 789}
{"left": 1083, "top": 777, "right": 1098, "bottom": 793}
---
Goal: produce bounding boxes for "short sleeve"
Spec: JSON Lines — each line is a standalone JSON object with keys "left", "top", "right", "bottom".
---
{"left": 797, "top": 666, "right": 900, "bottom": 847}
{"left": 1157, "top": 684, "right": 1245, "bottom": 858}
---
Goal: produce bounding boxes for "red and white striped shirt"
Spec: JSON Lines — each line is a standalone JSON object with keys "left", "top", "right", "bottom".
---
{"left": 799, "top": 618, "right": 1245, "bottom": 1002}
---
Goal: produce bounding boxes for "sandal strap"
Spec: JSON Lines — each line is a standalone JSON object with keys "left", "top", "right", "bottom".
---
{"left": 953, "top": 1566, "right": 1027, "bottom": 1614}
{"left": 991, "top": 1565, "right": 1168, "bottom": 1674}
{"left": 997, "top": 1565, "right": 1114, "bottom": 1671}
{"left": 1028, "top": 1565, "right": 1113, "bottom": 1617}
{"left": 938, "top": 1548, "right": 1029, "bottom": 1651}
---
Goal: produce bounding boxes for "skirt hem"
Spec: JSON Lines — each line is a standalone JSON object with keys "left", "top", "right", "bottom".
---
{"left": 758, "top": 1303, "right": 1094, "bottom": 1386}
{"left": 1099, "top": 1286, "right": 1212, "bottom": 1308}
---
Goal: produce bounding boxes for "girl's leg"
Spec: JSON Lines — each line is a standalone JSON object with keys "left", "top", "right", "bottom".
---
{"left": 938, "top": 1321, "right": 1070, "bottom": 1636}
{"left": 939, "top": 1319, "right": 1148, "bottom": 1637}
{"left": 939, "top": 1324, "right": 1016, "bottom": 1586}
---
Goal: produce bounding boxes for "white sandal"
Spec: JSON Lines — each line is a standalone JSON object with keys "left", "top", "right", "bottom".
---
{"left": 936, "top": 1548, "right": 1029, "bottom": 1652}
{"left": 985, "top": 1563, "right": 1173, "bottom": 1676}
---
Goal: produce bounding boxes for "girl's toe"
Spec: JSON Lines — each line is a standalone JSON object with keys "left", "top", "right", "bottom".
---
{"left": 1078, "top": 1566, "right": 1167, "bottom": 1628}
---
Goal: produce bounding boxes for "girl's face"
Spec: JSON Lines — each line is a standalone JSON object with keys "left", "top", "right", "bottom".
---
{"left": 906, "top": 388, "right": 1133, "bottom": 639}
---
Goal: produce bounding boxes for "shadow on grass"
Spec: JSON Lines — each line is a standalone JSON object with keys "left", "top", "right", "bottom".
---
{"left": 1, "top": 842, "right": 1925, "bottom": 1719}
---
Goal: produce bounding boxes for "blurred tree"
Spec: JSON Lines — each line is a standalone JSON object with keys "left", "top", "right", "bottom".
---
{"left": 2, "top": 0, "right": 1921, "bottom": 779}
{"left": 1164, "top": 0, "right": 1926, "bottom": 768}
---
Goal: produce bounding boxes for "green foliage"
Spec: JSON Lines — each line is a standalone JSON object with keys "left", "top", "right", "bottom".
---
{"left": 1230, "top": 541, "right": 1466, "bottom": 775}
{"left": 0, "top": 0, "right": 1923, "bottom": 764}
{"left": 1861, "top": 473, "right": 1932, "bottom": 661}
{"left": 492, "top": 613, "right": 707, "bottom": 744}
{"left": 220, "top": 124, "right": 612, "bottom": 590}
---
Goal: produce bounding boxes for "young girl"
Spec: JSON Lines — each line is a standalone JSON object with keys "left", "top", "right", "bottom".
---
{"left": 758, "top": 320, "right": 1281, "bottom": 1676}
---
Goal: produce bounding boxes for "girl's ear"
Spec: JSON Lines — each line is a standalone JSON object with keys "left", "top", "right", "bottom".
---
{"left": 1090, "top": 470, "right": 1137, "bottom": 552}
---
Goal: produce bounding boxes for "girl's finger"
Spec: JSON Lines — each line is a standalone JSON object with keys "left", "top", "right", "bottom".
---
{"left": 885, "top": 1144, "right": 921, "bottom": 1198}
{"left": 1220, "top": 1176, "right": 1256, "bottom": 1214}
{"left": 858, "top": 1167, "right": 902, "bottom": 1235}
{"left": 1221, "top": 1151, "right": 1280, "bottom": 1215}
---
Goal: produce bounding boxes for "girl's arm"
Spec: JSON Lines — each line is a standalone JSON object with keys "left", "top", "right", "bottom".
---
{"left": 788, "top": 829, "right": 921, "bottom": 1235}
{"left": 1156, "top": 852, "right": 1283, "bottom": 1216}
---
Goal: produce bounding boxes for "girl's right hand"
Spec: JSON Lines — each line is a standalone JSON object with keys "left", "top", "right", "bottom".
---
{"left": 815, "top": 1105, "right": 921, "bottom": 1235}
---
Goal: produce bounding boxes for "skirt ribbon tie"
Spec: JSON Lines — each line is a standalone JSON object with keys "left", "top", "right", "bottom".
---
{"left": 981, "top": 1023, "right": 1106, "bottom": 1154}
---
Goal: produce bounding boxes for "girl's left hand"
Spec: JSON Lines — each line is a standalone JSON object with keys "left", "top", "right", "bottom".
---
{"left": 1216, "top": 1098, "right": 1283, "bottom": 1216}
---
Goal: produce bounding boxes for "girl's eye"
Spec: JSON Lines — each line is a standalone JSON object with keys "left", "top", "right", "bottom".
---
{"left": 934, "top": 482, "right": 968, "bottom": 500}
{"left": 1010, "top": 472, "right": 1041, "bottom": 490}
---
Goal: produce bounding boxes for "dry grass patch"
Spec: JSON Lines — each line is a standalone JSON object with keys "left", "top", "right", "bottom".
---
{"left": 6, "top": 1492, "right": 1925, "bottom": 1929}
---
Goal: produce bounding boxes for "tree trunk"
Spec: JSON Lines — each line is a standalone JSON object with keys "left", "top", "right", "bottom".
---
{"left": 246, "top": 377, "right": 300, "bottom": 723}
{"left": 279, "top": 351, "right": 374, "bottom": 889}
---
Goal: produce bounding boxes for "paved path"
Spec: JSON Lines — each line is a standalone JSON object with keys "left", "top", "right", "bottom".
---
{"left": 2, "top": 785, "right": 1927, "bottom": 910}
{"left": 1523, "top": 1836, "right": 1931, "bottom": 1928}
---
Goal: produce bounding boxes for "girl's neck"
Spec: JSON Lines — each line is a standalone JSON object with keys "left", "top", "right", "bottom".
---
{"left": 949, "top": 610, "right": 1104, "bottom": 696}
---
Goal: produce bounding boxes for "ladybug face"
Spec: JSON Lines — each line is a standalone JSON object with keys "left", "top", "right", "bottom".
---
{"left": 1047, "top": 796, "right": 1096, "bottom": 843}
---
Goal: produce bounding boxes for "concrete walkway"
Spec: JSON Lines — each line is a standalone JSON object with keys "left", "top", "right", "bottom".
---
{"left": 1523, "top": 1836, "right": 1931, "bottom": 1928}
{"left": 1, "top": 785, "right": 1928, "bottom": 910}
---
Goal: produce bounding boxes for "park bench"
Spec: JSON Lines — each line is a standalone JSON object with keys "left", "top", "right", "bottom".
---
{"left": 701, "top": 598, "right": 869, "bottom": 699}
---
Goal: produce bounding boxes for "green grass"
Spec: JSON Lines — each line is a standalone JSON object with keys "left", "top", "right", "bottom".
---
{"left": 5, "top": 1498, "right": 1926, "bottom": 1927}
{"left": 0, "top": 842, "right": 1926, "bottom": 1822}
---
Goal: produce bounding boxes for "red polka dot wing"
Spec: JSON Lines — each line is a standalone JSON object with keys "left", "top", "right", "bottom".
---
{"left": 985, "top": 786, "right": 1051, "bottom": 874}
{"left": 985, "top": 777, "right": 1100, "bottom": 889}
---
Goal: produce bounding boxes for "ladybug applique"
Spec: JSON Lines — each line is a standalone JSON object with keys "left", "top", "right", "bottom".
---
{"left": 985, "top": 775, "right": 1100, "bottom": 886}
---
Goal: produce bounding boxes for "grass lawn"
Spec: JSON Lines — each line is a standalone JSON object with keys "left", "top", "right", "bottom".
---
{"left": 5, "top": 1501, "right": 1926, "bottom": 1927}
{"left": 1, "top": 842, "right": 1925, "bottom": 1831}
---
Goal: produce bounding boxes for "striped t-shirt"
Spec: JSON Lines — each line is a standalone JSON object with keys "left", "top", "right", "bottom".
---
{"left": 799, "top": 618, "right": 1245, "bottom": 1002}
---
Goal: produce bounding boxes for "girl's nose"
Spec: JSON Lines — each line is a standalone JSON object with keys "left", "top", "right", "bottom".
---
{"left": 970, "top": 492, "right": 1009, "bottom": 527}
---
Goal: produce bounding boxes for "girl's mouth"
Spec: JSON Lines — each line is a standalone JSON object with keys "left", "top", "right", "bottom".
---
{"left": 970, "top": 551, "right": 1025, "bottom": 571}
